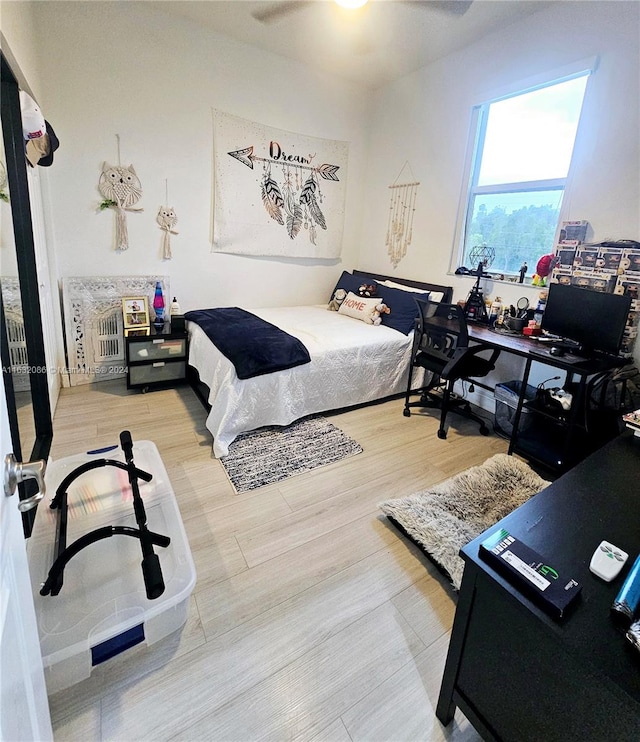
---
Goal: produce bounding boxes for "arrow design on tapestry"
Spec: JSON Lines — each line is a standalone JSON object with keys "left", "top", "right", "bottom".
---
{"left": 228, "top": 144, "right": 339, "bottom": 243}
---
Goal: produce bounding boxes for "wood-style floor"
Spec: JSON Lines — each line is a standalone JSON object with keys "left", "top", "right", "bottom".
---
{"left": 45, "top": 380, "right": 508, "bottom": 741}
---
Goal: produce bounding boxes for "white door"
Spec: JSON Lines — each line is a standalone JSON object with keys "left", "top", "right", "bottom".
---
{"left": 0, "top": 371, "right": 53, "bottom": 741}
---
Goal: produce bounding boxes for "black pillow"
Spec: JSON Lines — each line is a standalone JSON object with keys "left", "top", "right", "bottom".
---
{"left": 377, "top": 284, "right": 431, "bottom": 334}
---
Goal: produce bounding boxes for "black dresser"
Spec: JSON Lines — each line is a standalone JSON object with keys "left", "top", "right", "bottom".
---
{"left": 437, "top": 431, "right": 640, "bottom": 741}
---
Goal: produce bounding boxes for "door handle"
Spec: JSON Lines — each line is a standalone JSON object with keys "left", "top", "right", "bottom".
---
{"left": 4, "top": 454, "right": 47, "bottom": 511}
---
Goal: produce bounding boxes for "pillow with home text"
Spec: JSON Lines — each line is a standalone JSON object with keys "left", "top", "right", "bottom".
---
{"left": 338, "top": 292, "right": 380, "bottom": 324}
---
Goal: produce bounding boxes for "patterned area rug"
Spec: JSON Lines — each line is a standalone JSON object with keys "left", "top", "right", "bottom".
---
{"left": 221, "top": 415, "right": 363, "bottom": 493}
{"left": 379, "top": 454, "right": 549, "bottom": 589}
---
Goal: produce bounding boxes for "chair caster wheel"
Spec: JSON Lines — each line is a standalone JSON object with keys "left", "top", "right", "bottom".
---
{"left": 437, "top": 429, "right": 447, "bottom": 440}
{"left": 403, "top": 409, "right": 411, "bottom": 417}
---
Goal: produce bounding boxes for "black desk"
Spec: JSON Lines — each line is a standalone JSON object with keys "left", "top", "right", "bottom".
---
{"left": 437, "top": 432, "right": 640, "bottom": 741}
{"left": 467, "top": 324, "right": 627, "bottom": 472}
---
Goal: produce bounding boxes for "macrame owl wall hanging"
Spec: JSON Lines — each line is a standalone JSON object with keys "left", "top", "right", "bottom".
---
{"left": 156, "top": 181, "right": 178, "bottom": 259}
{"left": 98, "top": 137, "right": 143, "bottom": 250}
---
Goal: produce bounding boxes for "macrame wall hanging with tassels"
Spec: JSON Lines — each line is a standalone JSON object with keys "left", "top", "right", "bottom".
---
{"left": 98, "top": 134, "right": 144, "bottom": 250}
{"left": 156, "top": 179, "right": 178, "bottom": 259}
{"left": 386, "top": 162, "right": 419, "bottom": 268}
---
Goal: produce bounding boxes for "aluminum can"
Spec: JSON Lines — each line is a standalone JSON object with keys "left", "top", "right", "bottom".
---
{"left": 611, "top": 553, "right": 640, "bottom": 626}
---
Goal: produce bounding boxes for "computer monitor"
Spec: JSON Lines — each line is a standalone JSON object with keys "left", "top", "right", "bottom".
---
{"left": 541, "top": 283, "right": 631, "bottom": 356}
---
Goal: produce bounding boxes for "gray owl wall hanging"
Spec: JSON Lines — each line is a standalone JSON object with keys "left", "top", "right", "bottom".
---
{"left": 98, "top": 158, "right": 144, "bottom": 250}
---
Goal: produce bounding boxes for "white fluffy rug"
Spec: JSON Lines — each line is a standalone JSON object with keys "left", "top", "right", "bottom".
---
{"left": 379, "top": 453, "right": 549, "bottom": 589}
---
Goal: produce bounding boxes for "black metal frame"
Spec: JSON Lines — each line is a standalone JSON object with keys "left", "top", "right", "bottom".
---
{"left": 1, "top": 49, "right": 53, "bottom": 532}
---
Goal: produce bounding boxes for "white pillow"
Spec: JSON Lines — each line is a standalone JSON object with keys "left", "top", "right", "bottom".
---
{"left": 380, "top": 279, "right": 444, "bottom": 303}
{"left": 338, "top": 292, "right": 380, "bottom": 324}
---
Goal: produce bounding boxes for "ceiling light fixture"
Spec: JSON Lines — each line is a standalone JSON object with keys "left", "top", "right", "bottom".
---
{"left": 333, "top": 0, "right": 369, "bottom": 9}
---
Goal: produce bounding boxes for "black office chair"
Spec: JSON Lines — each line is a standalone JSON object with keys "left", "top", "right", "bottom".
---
{"left": 403, "top": 299, "right": 500, "bottom": 439}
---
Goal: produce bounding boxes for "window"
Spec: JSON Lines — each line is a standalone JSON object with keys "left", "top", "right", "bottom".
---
{"left": 456, "top": 72, "right": 590, "bottom": 278}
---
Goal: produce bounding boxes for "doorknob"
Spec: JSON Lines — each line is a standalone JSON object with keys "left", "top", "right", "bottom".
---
{"left": 4, "top": 454, "right": 47, "bottom": 511}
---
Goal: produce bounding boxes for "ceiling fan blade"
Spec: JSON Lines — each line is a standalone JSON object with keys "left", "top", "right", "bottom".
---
{"left": 251, "top": 1, "right": 315, "bottom": 25}
{"left": 404, "top": 0, "right": 473, "bottom": 16}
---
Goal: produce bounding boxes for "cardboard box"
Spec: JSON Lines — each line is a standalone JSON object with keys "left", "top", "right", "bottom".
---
{"left": 479, "top": 527, "right": 582, "bottom": 619}
{"left": 570, "top": 271, "right": 616, "bottom": 292}
{"left": 573, "top": 247, "right": 600, "bottom": 271}
{"left": 598, "top": 247, "right": 625, "bottom": 273}
{"left": 615, "top": 275, "right": 640, "bottom": 311}
{"left": 554, "top": 246, "right": 577, "bottom": 269}
{"left": 621, "top": 249, "right": 640, "bottom": 274}
{"left": 559, "top": 220, "right": 589, "bottom": 243}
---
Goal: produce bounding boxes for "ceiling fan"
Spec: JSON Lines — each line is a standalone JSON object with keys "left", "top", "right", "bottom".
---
{"left": 251, "top": 0, "right": 473, "bottom": 26}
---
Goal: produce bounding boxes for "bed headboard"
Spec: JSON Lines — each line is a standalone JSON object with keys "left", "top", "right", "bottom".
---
{"left": 353, "top": 270, "right": 453, "bottom": 304}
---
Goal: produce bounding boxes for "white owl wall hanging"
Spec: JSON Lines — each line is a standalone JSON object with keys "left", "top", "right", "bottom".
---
{"left": 98, "top": 137, "right": 143, "bottom": 250}
{"left": 157, "top": 206, "right": 178, "bottom": 259}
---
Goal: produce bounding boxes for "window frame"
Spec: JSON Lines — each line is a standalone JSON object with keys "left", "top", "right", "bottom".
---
{"left": 450, "top": 59, "right": 597, "bottom": 280}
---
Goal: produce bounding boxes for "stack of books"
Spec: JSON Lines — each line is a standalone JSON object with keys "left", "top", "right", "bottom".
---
{"left": 623, "top": 409, "right": 640, "bottom": 436}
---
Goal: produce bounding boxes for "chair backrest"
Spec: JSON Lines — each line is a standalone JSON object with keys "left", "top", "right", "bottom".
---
{"left": 414, "top": 299, "right": 469, "bottom": 361}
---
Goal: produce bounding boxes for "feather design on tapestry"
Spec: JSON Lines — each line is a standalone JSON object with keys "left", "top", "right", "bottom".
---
{"left": 286, "top": 203, "right": 303, "bottom": 240}
{"left": 261, "top": 174, "right": 284, "bottom": 225}
{"left": 299, "top": 176, "right": 327, "bottom": 231}
{"left": 227, "top": 135, "right": 341, "bottom": 244}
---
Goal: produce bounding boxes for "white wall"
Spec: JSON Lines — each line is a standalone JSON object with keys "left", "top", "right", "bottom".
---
{"left": 27, "top": 1, "right": 371, "bottom": 312}
{"left": 361, "top": 0, "right": 640, "bottom": 372}
{"left": 4, "top": 0, "right": 640, "bottom": 389}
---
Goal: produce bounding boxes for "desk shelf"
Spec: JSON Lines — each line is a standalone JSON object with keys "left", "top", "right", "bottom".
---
{"left": 511, "top": 417, "right": 590, "bottom": 471}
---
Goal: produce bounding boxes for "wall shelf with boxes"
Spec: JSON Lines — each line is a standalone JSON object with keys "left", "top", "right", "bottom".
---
{"left": 552, "top": 229, "right": 639, "bottom": 357}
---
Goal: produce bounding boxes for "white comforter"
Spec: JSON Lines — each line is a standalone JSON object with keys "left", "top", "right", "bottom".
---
{"left": 187, "top": 305, "right": 417, "bottom": 457}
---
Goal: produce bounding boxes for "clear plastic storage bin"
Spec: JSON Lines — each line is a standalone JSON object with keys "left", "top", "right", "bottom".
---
{"left": 27, "top": 440, "right": 196, "bottom": 694}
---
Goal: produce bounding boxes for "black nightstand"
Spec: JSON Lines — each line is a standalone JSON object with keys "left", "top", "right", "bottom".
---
{"left": 125, "top": 323, "right": 188, "bottom": 392}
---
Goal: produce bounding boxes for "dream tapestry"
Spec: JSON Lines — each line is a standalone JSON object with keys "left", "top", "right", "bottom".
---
{"left": 212, "top": 110, "right": 348, "bottom": 259}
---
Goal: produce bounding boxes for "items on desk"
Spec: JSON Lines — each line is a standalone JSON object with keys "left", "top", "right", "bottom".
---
{"left": 523, "top": 319, "right": 542, "bottom": 337}
{"left": 611, "top": 553, "right": 640, "bottom": 627}
{"left": 504, "top": 315, "right": 527, "bottom": 333}
{"left": 623, "top": 409, "right": 640, "bottom": 437}
{"left": 519, "top": 262, "right": 528, "bottom": 283}
{"left": 489, "top": 296, "right": 502, "bottom": 325}
{"left": 479, "top": 527, "right": 582, "bottom": 619}
{"left": 463, "top": 261, "right": 490, "bottom": 323}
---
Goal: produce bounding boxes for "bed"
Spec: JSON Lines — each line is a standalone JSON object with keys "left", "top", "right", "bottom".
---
{"left": 186, "top": 270, "right": 453, "bottom": 457}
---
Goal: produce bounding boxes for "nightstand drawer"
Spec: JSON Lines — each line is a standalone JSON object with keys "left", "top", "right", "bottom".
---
{"left": 128, "top": 360, "right": 186, "bottom": 387}
{"left": 127, "top": 337, "right": 186, "bottom": 362}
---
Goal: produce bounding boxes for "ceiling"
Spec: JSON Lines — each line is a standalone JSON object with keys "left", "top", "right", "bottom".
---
{"left": 152, "top": 0, "right": 555, "bottom": 90}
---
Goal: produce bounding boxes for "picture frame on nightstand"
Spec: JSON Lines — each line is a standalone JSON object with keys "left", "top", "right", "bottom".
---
{"left": 124, "top": 327, "right": 150, "bottom": 337}
{"left": 122, "top": 296, "right": 150, "bottom": 331}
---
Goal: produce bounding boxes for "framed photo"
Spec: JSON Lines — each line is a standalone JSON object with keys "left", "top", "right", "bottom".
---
{"left": 124, "top": 327, "right": 151, "bottom": 338}
{"left": 122, "top": 296, "right": 150, "bottom": 329}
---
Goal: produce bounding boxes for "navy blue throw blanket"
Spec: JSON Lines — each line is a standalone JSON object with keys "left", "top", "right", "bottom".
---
{"left": 185, "top": 308, "right": 311, "bottom": 380}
